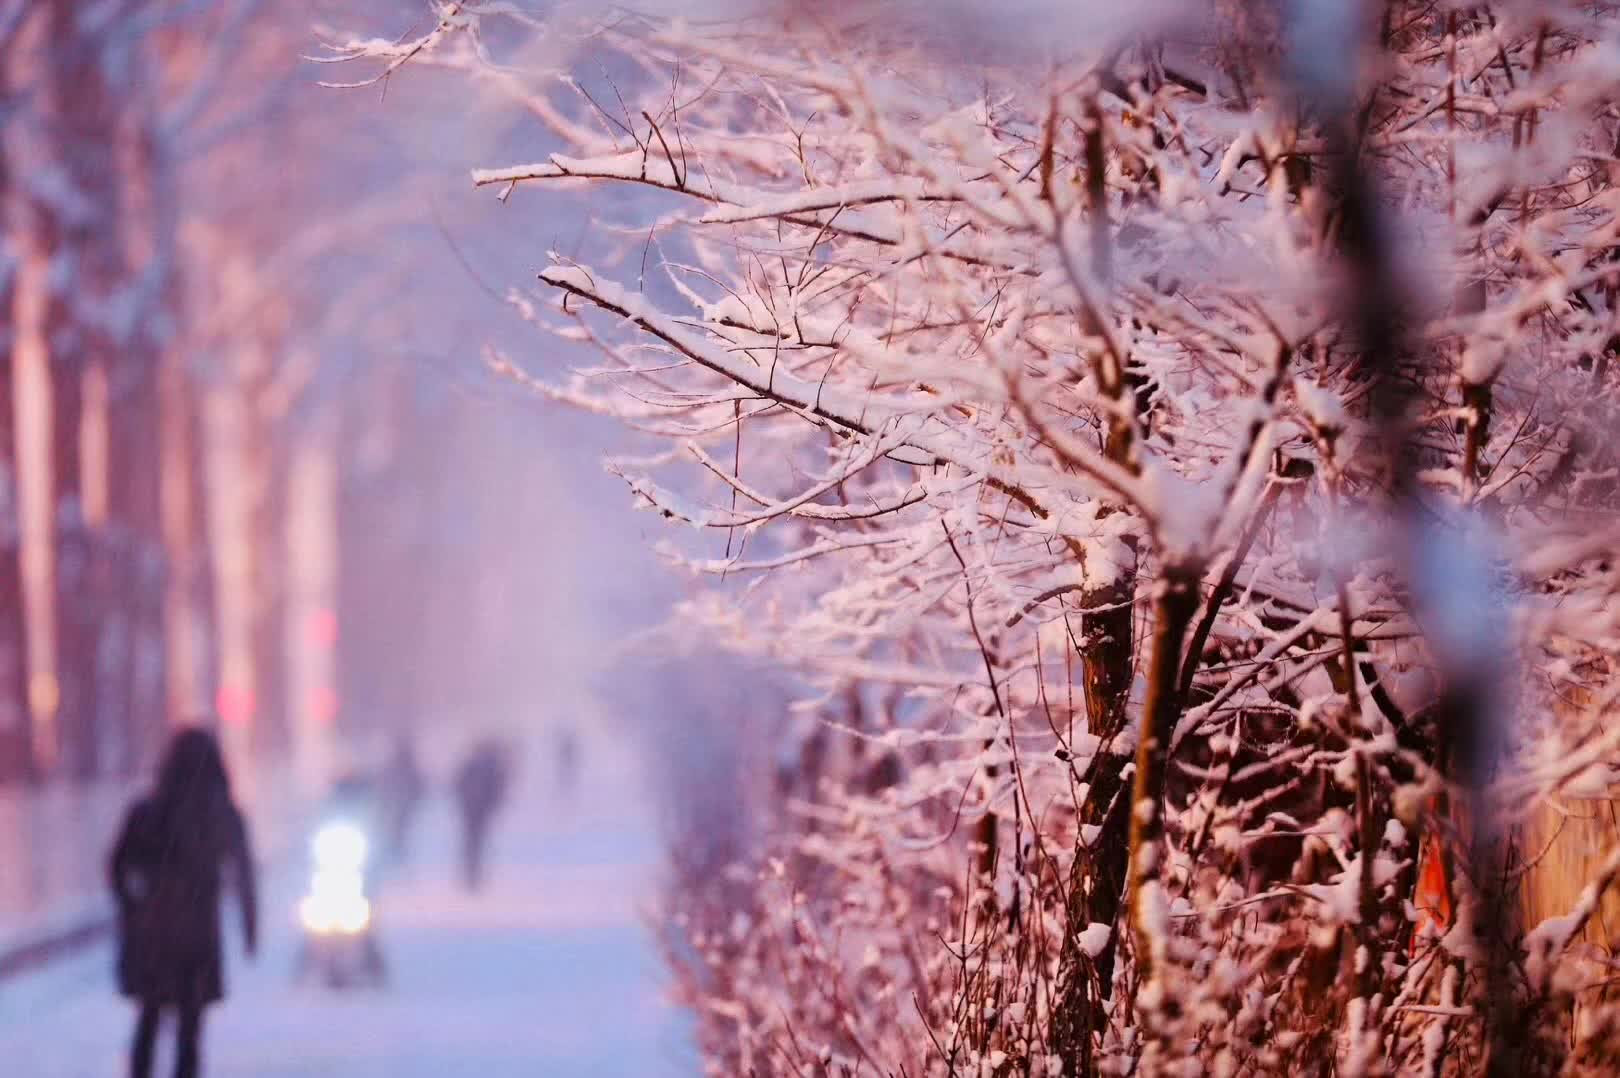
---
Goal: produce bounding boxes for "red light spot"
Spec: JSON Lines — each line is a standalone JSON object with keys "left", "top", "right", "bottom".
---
{"left": 311, "top": 685, "right": 339, "bottom": 726}
{"left": 308, "top": 609, "right": 338, "bottom": 650}
{"left": 217, "top": 684, "right": 256, "bottom": 726}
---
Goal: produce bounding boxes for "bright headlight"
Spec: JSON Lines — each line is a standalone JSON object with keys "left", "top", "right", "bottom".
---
{"left": 300, "top": 857, "right": 371, "bottom": 936}
{"left": 299, "top": 888, "right": 372, "bottom": 935}
{"left": 312, "top": 821, "right": 369, "bottom": 871}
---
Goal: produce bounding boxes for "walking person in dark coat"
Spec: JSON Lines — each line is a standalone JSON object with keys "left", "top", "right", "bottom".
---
{"left": 108, "top": 728, "right": 258, "bottom": 1078}
{"left": 453, "top": 738, "right": 512, "bottom": 892}
{"left": 378, "top": 732, "right": 426, "bottom": 867}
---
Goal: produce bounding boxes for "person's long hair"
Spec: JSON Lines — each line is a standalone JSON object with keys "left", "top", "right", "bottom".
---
{"left": 150, "top": 726, "right": 236, "bottom": 865}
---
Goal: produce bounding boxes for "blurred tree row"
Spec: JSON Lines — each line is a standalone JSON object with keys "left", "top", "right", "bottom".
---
{"left": 2, "top": 0, "right": 626, "bottom": 799}
{"left": 0, "top": 0, "right": 451, "bottom": 790}
{"left": 1, "top": 0, "right": 204, "bottom": 782}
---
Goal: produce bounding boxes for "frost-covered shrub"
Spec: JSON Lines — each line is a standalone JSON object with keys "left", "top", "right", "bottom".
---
{"left": 348, "top": 2, "right": 1620, "bottom": 1072}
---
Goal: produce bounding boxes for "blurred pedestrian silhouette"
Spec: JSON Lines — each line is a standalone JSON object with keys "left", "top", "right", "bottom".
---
{"left": 317, "top": 764, "right": 381, "bottom": 860}
{"left": 325, "top": 766, "right": 377, "bottom": 825}
{"left": 378, "top": 733, "right": 425, "bottom": 866}
{"left": 108, "top": 727, "right": 258, "bottom": 1078}
{"left": 453, "top": 738, "right": 513, "bottom": 891}
{"left": 553, "top": 725, "right": 580, "bottom": 798}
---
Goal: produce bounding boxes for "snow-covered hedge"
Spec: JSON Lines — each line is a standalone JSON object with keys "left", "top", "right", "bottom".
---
{"left": 342, "top": 3, "right": 1620, "bottom": 1073}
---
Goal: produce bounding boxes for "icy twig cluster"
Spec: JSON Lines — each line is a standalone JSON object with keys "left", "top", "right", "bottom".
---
{"left": 352, "top": 2, "right": 1620, "bottom": 1073}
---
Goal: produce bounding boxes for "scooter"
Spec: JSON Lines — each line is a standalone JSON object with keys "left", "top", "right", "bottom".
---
{"left": 294, "top": 819, "right": 388, "bottom": 989}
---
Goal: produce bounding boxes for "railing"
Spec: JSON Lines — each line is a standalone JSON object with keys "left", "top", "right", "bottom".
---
{"left": 0, "top": 762, "right": 305, "bottom": 981}
{"left": 0, "top": 778, "right": 133, "bottom": 978}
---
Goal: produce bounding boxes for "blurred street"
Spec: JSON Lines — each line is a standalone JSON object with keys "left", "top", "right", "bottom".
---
{"left": 0, "top": 735, "right": 692, "bottom": 1077}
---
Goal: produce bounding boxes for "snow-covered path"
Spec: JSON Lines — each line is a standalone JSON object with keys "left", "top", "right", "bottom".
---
{"left": 0, "top": 739, "right": 695, "bottom": 1077}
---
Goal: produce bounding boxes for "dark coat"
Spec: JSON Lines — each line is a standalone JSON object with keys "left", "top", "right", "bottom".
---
{"left": 454, "top": 744, "right": 511, "bottom": 823}
{"left": 108, "top": 794, "right": 257, "bottom": 1008}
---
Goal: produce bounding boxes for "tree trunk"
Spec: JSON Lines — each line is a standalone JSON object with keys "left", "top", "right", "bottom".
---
{"left": 1126, "top": 567, "right": 1201, "bottom": 991}
{"left": 0, "top": 54, "right": 32, "bottom": 781}
{"left": 160, "top": 343, "right": 216, "bottom": 729}
{"left": 3, "top": 2, "right": 70, "bottom": 775}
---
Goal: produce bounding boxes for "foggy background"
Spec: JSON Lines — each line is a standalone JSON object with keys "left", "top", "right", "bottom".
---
{"left": 0, "top": 4, "right": 764, "bottom": 1071}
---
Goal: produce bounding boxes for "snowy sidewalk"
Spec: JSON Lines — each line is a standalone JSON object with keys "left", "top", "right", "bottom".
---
{"left": 0, "top": 739, "right": 694, "bottom": 1077}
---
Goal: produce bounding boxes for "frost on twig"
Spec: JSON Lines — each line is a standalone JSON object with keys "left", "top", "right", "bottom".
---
{"left": 361, "top": 2, "right": 1620, "bottom": 1072}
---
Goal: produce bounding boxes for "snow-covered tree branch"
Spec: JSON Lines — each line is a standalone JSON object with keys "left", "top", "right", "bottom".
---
{"left": 347, "top": 1, "right": 1620, "bottom": 1072}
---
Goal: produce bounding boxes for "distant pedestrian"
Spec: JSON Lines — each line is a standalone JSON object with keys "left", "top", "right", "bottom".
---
{"left": 108, "top": 727, "right": 258, "bottom": 1078}
{"left": 378, "top": 733, "right": 426, "bottom": 866}
{"left": 325, "top": 766, "right": 377, "bottom": 825}
{"left": 553, "top": 725, "right": 580, "bottom": 797}
{"left": 453, "top": 738, "right": 513, "bottom": 891}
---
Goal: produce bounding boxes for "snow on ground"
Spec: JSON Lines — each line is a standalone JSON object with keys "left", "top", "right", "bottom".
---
{"left": 0, "top": 733, "right": 695, "bottom": 1077}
